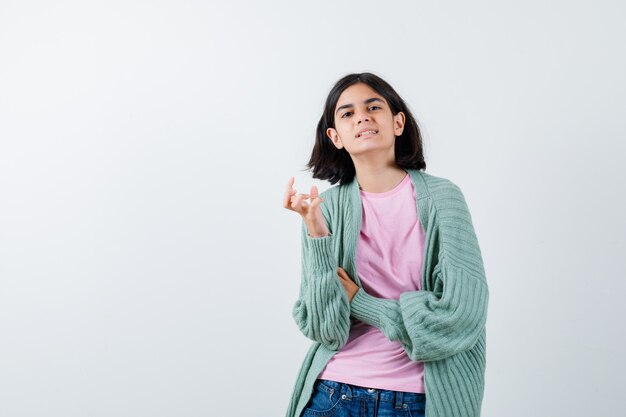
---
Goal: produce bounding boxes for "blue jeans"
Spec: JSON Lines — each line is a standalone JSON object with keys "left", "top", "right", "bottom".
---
{"left": 301, "top": 379, "right": 426, "bottom": 417}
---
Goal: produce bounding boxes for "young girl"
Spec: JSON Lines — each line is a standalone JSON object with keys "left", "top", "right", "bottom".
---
{"left": 283, "top": 73, "right": 489, "bottom": 417}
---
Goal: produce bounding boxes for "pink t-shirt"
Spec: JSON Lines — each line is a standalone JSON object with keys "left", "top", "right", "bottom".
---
{"left": 317, "top": 172, "right": 426, "bottom": 393}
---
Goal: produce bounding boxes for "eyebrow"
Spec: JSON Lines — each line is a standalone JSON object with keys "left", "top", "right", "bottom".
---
{"left": 335, "top": 97, "right": 385, "bottom": 116}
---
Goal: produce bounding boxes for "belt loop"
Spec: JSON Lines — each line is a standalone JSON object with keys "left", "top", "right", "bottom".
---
{"left": 394, "top": 390, "right": 404, "bottom": 409}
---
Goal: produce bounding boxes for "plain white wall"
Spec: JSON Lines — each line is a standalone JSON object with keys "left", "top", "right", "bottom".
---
{"left": 1, "top": 1, "right": 624, "bottom": 416}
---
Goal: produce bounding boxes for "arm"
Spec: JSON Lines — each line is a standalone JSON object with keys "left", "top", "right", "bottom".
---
{"left": 350, "top": 259, "right": 488, "bottom": 362}
{"left": 350, "top": 183, "right": 489, "bottom": 362}
{"left": 292, "top": 220, "right": 351, "bottom": 351}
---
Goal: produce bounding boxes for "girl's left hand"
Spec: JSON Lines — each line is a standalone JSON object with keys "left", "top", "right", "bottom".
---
{"left": 337, "top": 267, "right": 359, "bottom": 302}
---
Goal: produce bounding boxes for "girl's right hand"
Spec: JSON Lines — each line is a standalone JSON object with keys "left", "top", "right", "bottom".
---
{"left": 283, "top": 176, "right": 330, "bottom": 238}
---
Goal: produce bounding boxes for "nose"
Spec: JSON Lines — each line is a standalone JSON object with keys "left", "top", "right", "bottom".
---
{"left": 356, "top": 112, "right": 370, "bottom": 124}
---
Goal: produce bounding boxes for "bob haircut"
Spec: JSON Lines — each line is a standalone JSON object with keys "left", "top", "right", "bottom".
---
{"left": 306, "top": 72, "right": 426, "bottom": 186}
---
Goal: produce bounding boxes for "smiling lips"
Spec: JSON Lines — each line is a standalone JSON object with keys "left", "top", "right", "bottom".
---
{"left": 356, "top": 129, "right": 378, "bottom": 138}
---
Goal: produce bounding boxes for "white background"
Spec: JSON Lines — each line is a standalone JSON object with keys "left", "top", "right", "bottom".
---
{"left": 1, "top": 1, "right": 624, "bottom": 416}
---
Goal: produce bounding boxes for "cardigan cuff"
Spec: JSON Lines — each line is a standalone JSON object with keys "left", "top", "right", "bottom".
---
{"left": 304, "top": 232, "right": 336, "bottom": 271}
{"left": 350, "top": 288, "right": 394, "bottom": 328}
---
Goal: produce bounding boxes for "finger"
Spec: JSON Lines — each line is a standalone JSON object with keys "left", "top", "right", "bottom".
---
{"left": 290, "top": 194, "right": 311, "bottom": 207}
{"left": 309, "top": 185, "right": 325, "bottom": 208}
{"left": 286, "top": 178, "right": 311, "bottom": 198}
{"left": 283, "top": 189, "right": 296, "bottom": 209}
{"left": 284, "top": 190, "right": 304, "bottom": 210}
{"left": 338, "top": 273, "right": 350, "bottom": 285}
{"left": 337, "top": 267, "right": 350, "bottom": 280}
{"left": 337, "top": 276, "right": 349, "bottom": 288}
{"left": 291, "top": 194, "right": 309, "bottom": 212}
{"left": 283, "top": 177, "right": 296, "bottom": 208}
{"left": 283, "top": 179, "right": 312, "bottom": 210}
{"left": 309, "top": 195, "right": 325, "bottom": 211}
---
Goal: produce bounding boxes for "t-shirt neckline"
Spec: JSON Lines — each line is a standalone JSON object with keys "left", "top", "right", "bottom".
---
{"left": 359, "top": 172, "right": 409, "bottom": 199}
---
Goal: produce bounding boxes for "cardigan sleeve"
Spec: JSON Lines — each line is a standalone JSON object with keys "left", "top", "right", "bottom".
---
{"left": 291, "top": 219, "right": 351, "bottom": 351}
{"left": 349, "top": 260, "right": 488, "bottom": 362}
{"left": 349, "top": 182, "right": 489, "bottom": 362}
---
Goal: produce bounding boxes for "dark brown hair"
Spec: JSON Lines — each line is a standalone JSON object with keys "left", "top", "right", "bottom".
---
{"left": 305, "top": 72, "right": 426, "bottom": 185}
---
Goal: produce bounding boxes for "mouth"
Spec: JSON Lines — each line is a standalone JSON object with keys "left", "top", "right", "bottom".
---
{"left": 356, "top": 129, "right": 378, "bottom": 138}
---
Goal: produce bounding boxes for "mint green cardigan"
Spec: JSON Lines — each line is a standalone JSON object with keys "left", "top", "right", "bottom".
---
{"left": 285, "top": 169, "right": 489, "bottom": 417}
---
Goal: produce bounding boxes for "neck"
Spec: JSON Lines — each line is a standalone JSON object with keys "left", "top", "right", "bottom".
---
{"left": 353, "top": 160, "right": 407, "bottom": 193}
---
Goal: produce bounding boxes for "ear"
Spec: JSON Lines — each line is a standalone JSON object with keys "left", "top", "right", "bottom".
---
{"left": 326, "top": 127, "right": 344, "bottom": 149}
{"left": 393, "top": 111, "right": 406, "bottom": 136}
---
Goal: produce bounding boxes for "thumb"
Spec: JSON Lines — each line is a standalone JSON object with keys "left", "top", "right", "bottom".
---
{"left": 309, "top": 194, "right": 325, "bottom": 209}
{"left": 308, "top": 185, "right": 322, "bottom": 209}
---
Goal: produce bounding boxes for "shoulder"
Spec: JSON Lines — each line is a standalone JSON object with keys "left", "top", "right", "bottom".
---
{"left": 416, "top": 171, "right": 475, "bottom": 227}
{"left": 419, "top": 171, "right": 465, "bottom": 201}
{"left": 418, "top": 172, "right": 485, "bottom": 277}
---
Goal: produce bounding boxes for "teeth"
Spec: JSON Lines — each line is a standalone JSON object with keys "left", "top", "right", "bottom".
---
{"left": 358, "top": 130, "right": 377, "bottom": 137}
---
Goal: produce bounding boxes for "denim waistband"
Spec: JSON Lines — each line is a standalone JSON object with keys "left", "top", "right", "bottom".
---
{"left": 315, "top": 379, "right": 426, "bottom": 406}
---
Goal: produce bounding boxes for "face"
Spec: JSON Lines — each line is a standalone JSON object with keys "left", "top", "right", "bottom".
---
{"left": 326, "top": 82, "right": 405, "bottom": 158}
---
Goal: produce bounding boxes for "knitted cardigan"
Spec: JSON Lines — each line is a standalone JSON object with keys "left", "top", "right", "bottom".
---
{"left": 285, "top": 169, "right": 489, "bottom": 417}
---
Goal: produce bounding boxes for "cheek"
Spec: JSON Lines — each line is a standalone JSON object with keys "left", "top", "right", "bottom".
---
{"left": 338, "top": 129, "right": 353, "bottom": 141}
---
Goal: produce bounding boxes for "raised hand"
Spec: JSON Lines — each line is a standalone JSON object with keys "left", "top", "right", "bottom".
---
{"left": 283, "top": 176, "right": 330, "bottom": 238}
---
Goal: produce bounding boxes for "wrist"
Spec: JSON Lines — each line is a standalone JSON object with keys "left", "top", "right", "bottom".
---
{"left": 305, "top": 221, "right": 329, "bottom": 238}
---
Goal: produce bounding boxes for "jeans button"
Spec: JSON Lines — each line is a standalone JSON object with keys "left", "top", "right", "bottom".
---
{"left": 367, "top": 388, "right": 376, "bottom": 393}
{"left": 341, "top": 394, "right": 347, "bottom": 400}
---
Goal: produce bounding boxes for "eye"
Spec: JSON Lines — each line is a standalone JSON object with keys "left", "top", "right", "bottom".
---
{"left": 340, "top": 111, "right": 352, "bottom": 118}
{"left": 369, "top": 106, "right": 381, "bottom": 110}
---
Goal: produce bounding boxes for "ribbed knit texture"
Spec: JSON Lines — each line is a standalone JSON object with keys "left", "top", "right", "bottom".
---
{"left": 287, "top": 169, "right": 489, "bottom": 417}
